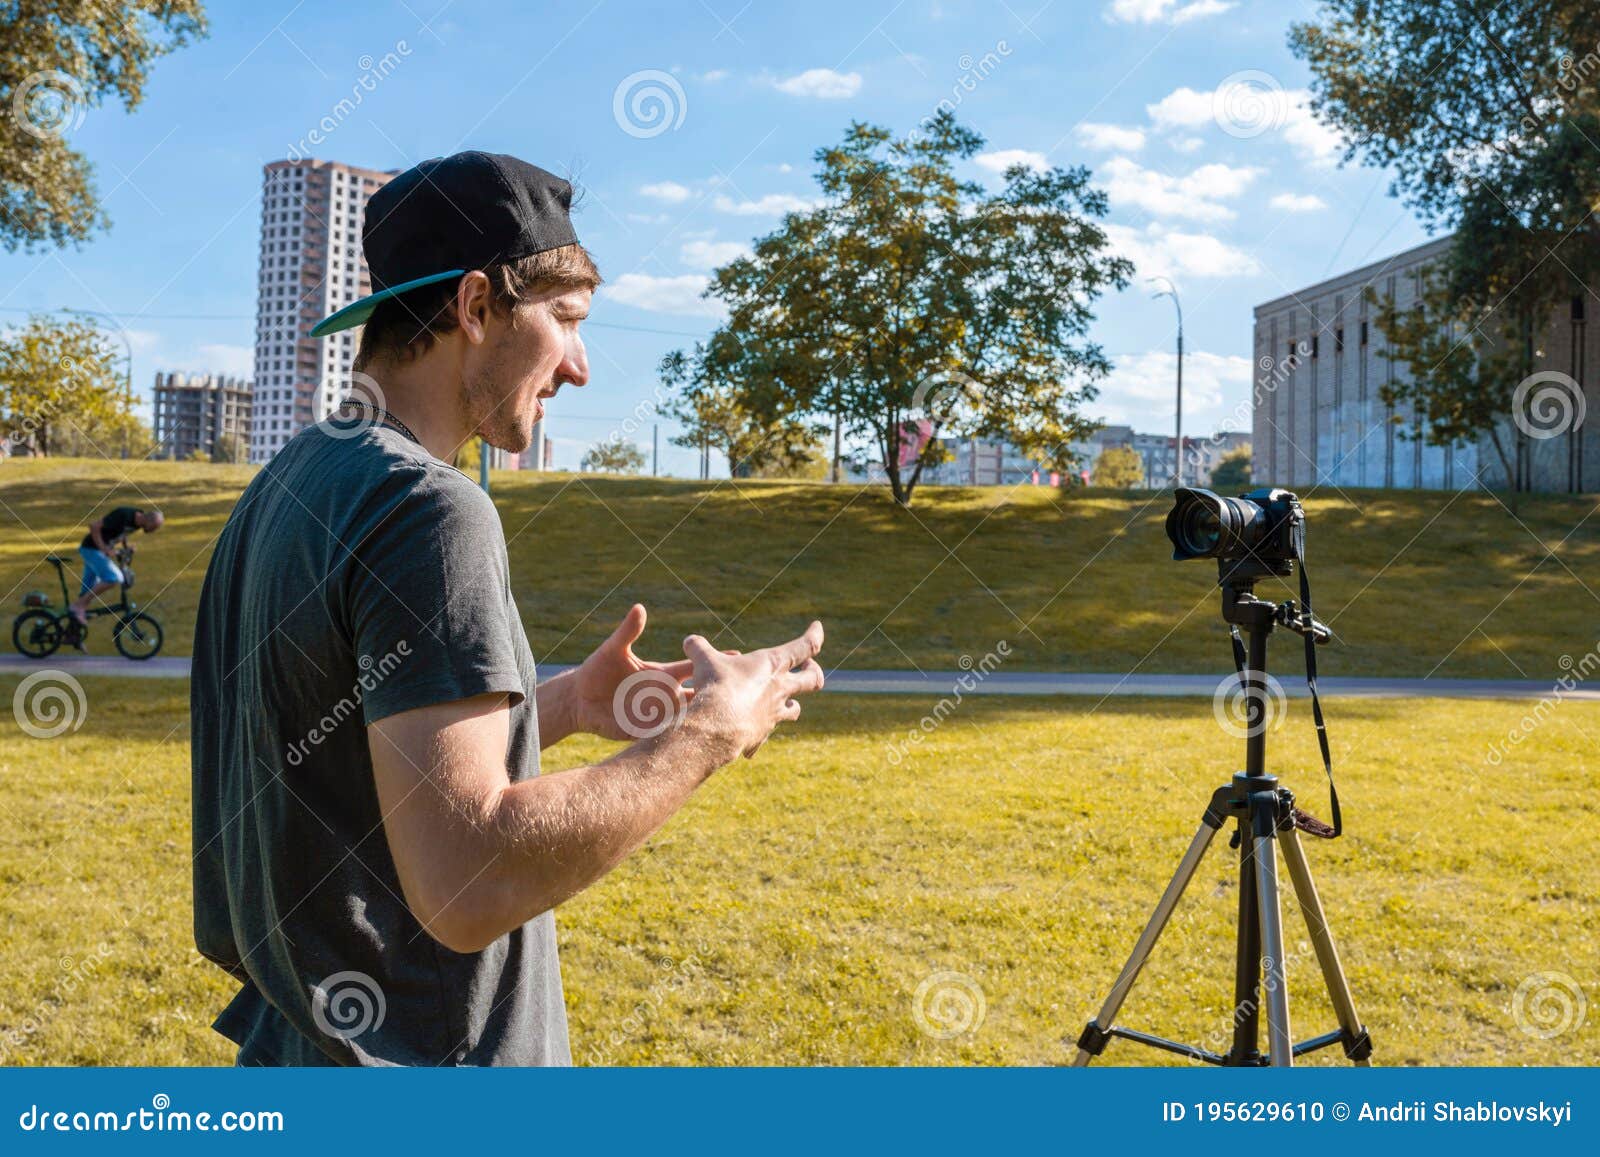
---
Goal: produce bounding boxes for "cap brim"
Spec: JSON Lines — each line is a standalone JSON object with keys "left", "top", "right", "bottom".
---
{"left": 309, "top": 269, "right": 466, "bottom": 337}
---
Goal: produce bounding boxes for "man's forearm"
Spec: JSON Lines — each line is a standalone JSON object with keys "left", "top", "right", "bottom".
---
{"left": 533, "top": 668, "right": 581, "bottom": 748}
{"left": 429, "top": 714, "right": 736, "bottom": 951}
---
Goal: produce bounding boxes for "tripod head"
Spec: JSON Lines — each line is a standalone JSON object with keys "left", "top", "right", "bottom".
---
{"left": 1218, "top": 558, "right": 1331, "bottom": 647}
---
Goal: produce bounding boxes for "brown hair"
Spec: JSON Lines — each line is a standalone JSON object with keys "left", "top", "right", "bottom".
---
{"left": 353, "top": 243, "right": 601, "bottom": 368}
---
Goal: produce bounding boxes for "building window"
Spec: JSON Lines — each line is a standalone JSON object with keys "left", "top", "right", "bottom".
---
{"left": 1335, "top": 328, "right": 1344, "bottom": 353}
{"left": 1310, "top": 334, "right": 1319, "bottom": 359}
{"left": 1360, "top": 320, "right": 1368, "bottom": 345}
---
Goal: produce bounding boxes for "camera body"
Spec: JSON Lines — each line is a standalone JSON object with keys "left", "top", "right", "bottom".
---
{"left": 1166, "top": 486, "right": 1305, "bottom": 579}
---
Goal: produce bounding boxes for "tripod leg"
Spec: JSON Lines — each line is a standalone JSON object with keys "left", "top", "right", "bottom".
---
{"left": 1280, "top": 827, "right": 1373, "bottom": 1065}
{"left": 1072, "top": 820, "right": 1220, "bottom": 1066}
{"left": 1250, "top": 793, "right": 1293, "bottom": 1066}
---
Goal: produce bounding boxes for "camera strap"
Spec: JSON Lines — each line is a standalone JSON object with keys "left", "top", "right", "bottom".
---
{"left": 1225, "top": 557, "right": 1341, "bottom": 840}
{"left": 1297, "top": 557, "right": 1341, "bottom": 838}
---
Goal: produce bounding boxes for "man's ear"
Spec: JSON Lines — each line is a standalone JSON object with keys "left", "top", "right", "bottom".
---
{"left": 455, "top": 271, "right": 493, "bottom": 346}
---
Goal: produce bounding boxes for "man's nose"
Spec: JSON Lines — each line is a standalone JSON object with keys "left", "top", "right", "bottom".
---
{"left": 558, "top": 337, "right": 590, "bottom": 389}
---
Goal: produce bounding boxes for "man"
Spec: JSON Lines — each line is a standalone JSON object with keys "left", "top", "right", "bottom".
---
{"left": 71, "top": 505, "right": 162, "bottom": 625}
{"left": 191, "top": 151, "right": 825, "bottom": 1066}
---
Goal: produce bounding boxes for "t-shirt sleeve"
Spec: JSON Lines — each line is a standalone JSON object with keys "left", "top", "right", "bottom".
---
{"left": 341, "top": 470, "right": 525, "bottom": 725}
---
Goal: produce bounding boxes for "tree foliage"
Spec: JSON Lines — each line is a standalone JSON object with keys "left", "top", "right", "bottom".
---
{"left": 1092, "top": 445, "right": 1144, "bottom": 488}
{"left": 661, "top": 113, "right": 1132, "bottom": 505}
{"left": 0, "top": 1, "right": 208, "bottom": 252}
{"left": 582, "top": 439, "right": 647, "bottom": 475}
{"left": 1292, "top": 1, "right": 1600, "bottom": 490}
{"left": 660, "top": 339, "right": 823, "bottom": 478}
{"left": 1209, "top": 443, "right": 1252, "bottom": 491}
{"left": 208, "top": 431, "right": 245, "bottom": 463}
{"left": 0, "top": 314, "right": 134, "bottom": 455}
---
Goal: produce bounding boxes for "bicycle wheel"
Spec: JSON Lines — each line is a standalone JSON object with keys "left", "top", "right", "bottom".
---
{"left": 12, "top": 610, "right": 63, "bottom": 658}
{"left": 113, "top": 612, "right": 163, "bottom": 660}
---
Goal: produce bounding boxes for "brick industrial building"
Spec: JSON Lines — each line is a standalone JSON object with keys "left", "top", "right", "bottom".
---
{"left": 1252, "top": 236, "right": 1594, "bottom": 492}
{"left": 152, "top": 371, "right": 252, "bottom": 460}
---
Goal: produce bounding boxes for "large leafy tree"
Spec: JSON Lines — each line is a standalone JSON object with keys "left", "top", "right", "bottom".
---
{"left": 0, "top": 313, "right": 135, "bottom": 455}
{"left": 1291, "top": 1, "right": 1600, "bottom": 491}
{"left": 1, "top": 1, "right": 208, "bottom": 252}
{"left": 663, "top": 113, "right": 1132, "bottom": 506}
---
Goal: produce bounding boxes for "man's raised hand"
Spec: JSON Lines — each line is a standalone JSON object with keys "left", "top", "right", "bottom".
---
{"left": 682, "top": 621, "right": 825, "bottom": 760}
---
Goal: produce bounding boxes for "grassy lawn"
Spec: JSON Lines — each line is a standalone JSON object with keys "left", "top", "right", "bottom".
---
{"left": 0, "top": 675, "right": 1594, "bottom": 1066}
{"left": 1, "top": 457, "right": 1598, "bottom": 677}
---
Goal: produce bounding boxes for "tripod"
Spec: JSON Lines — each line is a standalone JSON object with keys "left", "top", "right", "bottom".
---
{"left": 1072, "top": 562, "right": 1373, "bottom": 1067}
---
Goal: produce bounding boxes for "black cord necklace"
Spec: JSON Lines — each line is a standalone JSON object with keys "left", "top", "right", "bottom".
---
{"left": 338, "top": 401, "right": 421, "bottom": 447}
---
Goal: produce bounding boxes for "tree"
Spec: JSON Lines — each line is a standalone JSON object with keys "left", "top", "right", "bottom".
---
{"left": 1209, "top": 443, "right": 1252, "bottom": 491}
{"left": 662, "top": 112, "right": 1132, "bottom": 506}
{"left": 209, "top": 431, "right": 245, "bottom": 463}
{"left": 582, "top": 439, "right": 647, "bottom": 475}
{"left": 1, "top": 2, "right": 208, "bottom": 252}
{"left": 0, "top": 314, "right": 132, "bottom": 455}
{"left": 661, "top": 339, "right": 824, "bottom": 478}
{"left": 1093, "top": 446, "right": 1144, "bottom": 488}
{"left": 1291, "top": 1, "right": 1600, "bottom": 493}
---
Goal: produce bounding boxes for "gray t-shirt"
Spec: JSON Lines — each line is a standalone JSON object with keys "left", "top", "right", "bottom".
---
{"left": 191, "top": 419, "right": 569, "bottom": 1066}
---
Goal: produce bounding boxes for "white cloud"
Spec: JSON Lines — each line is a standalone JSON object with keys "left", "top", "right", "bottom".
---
{"left": 1147, "top": 83, "right": 1344, "bottom": 167}
{"left": 1093, "top": 348, "right": 1252, "bottom": 429}
{"left": 700, "top": 69, "right": 729, "bottom": 82}
{"left": 680, "top": 238, "right": 750, "bottom": 269}
{"left": 1268, "top": 192, "right": 1328, "bottom": 212}
{"left": 1170, "top": 135, "right": 1204, "bottom": 154}
{"left": 1105, "top": 0, "right": 1235, "bottom": 25}
{"left": 1104, "top": 222, "right": 1262, "bottom": 279}
{"left": 975, "top": 148, "right": 1050, "bottom": 174}
{"left": 601, "top": 273, "right": 723, "bottom": 318}
{"left": 640, "top": 181, "right": 693, "bottom": 203}
{"left": 1101, "top": 156, "right": 1260, "bottom": 222}
{"left": 712, "top": 192, "right": 816, "bottom": 216}
{"left": 1076, "top": 122, "right": 1146, "bottom": 152}
{"left": 772, "top": 68, "right": 862, "bottom": 98}
{"left": 195, "top": 343, "right": 253, "bottom": 377}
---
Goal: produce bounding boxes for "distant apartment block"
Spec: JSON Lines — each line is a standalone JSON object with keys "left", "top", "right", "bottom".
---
{"left": 152, "top": 371, "right": 252, "bottom": 460}
{"left": 1253, "top": 235, "right": 1595, "bottom": 492}
{"left": 252, "top": 157, "right": 397, "bottom": 464}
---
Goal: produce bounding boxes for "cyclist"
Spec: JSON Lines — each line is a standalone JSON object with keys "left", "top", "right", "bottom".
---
{"left": 70, "top": 505, "right": 163, "bottom": 628}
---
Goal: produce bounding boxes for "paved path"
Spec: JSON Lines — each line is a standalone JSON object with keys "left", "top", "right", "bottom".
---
{"left": 0, "top": 654, "right": 1587, "bottom": 700}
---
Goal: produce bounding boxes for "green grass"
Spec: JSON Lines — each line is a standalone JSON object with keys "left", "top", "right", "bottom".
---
{"left": 1, "top": 676, "right": 1594, "bottom": 1066}
{"left": 1, "top": 457, "right": 1597, "bottom": 677}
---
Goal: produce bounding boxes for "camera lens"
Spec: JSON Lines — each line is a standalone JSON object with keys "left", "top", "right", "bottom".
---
{"left": 1180, "top": 504, "right": 1222, "bottom": 555}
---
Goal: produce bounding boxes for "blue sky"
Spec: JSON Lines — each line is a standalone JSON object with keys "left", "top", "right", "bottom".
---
{"left": 0, "top": 0, "right": 1433, "bottom": 475}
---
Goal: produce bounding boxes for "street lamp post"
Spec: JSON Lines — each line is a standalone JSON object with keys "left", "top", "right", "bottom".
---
{"left": 62, "top": 307, "right": 134, "bottom": 459}
{"left": 1148, "top": 278, "right": 1183, "bottom": 488}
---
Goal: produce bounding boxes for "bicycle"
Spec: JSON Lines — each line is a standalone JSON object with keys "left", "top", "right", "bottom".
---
{"left": 12, "top": 544, "right": 165, "bottom": 660}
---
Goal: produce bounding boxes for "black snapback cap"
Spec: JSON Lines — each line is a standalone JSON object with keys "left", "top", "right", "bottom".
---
{"left": 310, "top": 150, "right": 579, "bottom": 337}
